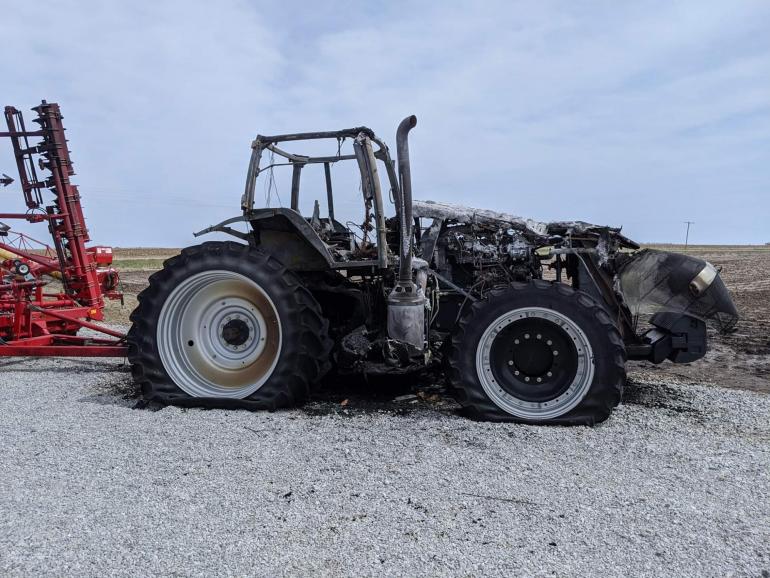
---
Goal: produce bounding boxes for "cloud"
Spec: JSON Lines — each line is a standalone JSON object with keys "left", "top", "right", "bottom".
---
{"left": 1, "top": 0, "right": 768, "bottom": 245}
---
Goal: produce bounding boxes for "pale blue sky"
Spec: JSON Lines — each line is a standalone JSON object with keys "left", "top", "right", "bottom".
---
{"left": 2, "top": 0, "right": 769, "bottom": 245}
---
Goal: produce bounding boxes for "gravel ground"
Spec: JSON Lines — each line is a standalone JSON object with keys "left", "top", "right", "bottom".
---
{"left": 0, "top": 358, "right": 768, "bottom": 577}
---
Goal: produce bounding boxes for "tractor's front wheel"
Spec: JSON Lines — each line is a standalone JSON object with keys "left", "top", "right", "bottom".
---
{"left": 127, "top": 241, "right": 331, "bottom": 409}
{"left": 448, "top": 281, "right": 626, "bottom": 425}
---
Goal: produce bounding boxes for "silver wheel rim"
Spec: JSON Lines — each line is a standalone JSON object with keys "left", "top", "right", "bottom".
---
{"left": 475, "top": 307, "right": 594, "bottom": 420}
{"left": 157, "top": 270, "right": 282, "bottom": 398}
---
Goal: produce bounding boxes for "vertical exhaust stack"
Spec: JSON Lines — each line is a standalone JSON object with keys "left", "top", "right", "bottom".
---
{"left": 387, "top": 115, "right": 426, "bottom": 350}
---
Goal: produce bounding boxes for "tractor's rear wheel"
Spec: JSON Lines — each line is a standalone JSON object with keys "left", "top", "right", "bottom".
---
{"left": 448, "top": 281, "right": 625, "bottom": 425}
{"left": 127, "top": 241, "right": 332, "bottom": 409}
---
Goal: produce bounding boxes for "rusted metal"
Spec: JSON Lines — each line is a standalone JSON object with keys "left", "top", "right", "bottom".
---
{"left": 323, "top": 162, "right": 335, "bottom": 222}
{"left": 353, "top": 134, "right": 388, "bottom": 270}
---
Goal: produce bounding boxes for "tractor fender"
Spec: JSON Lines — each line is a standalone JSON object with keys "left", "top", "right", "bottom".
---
{"left": 195, "top": 208, "right": 334, "bottom": 271}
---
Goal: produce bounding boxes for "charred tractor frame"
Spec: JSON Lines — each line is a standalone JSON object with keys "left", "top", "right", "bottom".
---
{"left": 0, "top": 102, "right": 738, "bottom": 425}
{"left": 128, "top": 114, "right": 738, "bottom": 424}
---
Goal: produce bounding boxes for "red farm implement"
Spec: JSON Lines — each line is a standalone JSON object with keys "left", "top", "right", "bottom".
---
{"left": 0, "top": 101, "right": 126, "bottom": 357}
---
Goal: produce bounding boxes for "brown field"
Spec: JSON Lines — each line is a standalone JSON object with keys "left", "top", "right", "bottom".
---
{"left": 633, "top": 245, "right": 770, "bottom": 392}
{"left": 102, "top": 248, "right": 180, "bottom": 325}
{"left": 105, "top": 245, "right": 770, "bottom": 393}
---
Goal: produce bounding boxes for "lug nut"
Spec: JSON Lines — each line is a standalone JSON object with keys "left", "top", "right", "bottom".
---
{"left": 553, "top": 350, "right": 559, "bottom": 356}
{"left": 514, "top": 339, "right": 520, "bottom": 345}
{"left": 536, "top": 377, "right": 542, "bottom": 383}
{"left": 547, "top": 371, "right": 552, "bottom": 377}
{"left": 508, "top": 360, "right": 514, "bottom": 366}
{"left": 514, "top": 370, "right": 520, "bottom": 376}
{"left": 524, "top": 376, "right": 530, "bottom": 382}
{"left": 547, "top": 340, "right": 552, "bottom": 346}
{"left": 536, "top": 334, "right": 542, "bottom": 340}
{"left": 524, "top": 333, "right": 530, "bottom": 339}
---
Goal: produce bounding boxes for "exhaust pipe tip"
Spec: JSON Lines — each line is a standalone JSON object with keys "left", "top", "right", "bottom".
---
{"left": 397, "top": 115, "right": 417, "bottom": 134}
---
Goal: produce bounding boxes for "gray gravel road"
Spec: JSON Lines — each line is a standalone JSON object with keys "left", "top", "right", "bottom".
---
{"left": 0, "top": 357, "right": 768, "bottom": 577}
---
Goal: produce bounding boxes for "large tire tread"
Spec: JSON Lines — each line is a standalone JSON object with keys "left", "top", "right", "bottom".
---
{"left": 127, "top": 241, "right": 333, "bottom": 410}
{"left": 447, "top": 280, "right": 626, "bottom": 425}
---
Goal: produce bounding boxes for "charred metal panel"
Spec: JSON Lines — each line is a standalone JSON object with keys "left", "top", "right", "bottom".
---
{"left": 617, "top": 249, "right": 738, "bottom": 333}
{"left": 249, "top": 209, "right": 336, "bottom": 269}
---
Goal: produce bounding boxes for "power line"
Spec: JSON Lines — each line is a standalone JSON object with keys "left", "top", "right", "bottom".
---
{"left": 683, "top": 221, "right": 694, "bottom": 251}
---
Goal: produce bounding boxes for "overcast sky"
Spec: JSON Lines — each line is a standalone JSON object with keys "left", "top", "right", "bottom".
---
{"left": 2, "top": 0, "right": 769, "bottom": 246}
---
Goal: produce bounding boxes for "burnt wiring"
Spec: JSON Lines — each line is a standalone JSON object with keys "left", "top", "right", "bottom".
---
{"left": 345, "top": 221, "right": 368, "bottom": 245}
{"left": 264, "top": 149, "right": 283, "bottom": 208}
{"left": 429, "top": 272, "right": 441, "bottom": 326}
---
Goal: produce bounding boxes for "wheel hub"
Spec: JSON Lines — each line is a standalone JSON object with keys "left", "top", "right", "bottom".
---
{"left": 490, "top": 318, "right": 577, "bottom": 402}
{"left": 156, "top": 270, "right": 282, "bottom": 398}
{"left": 510, "top": 333, "right": 554, "bottom": 378}
{"left": 221, "top": 317, "right": 251, "bottom": 347}
{"left": 476, "top": 307, "right": 594, "bottom": 419}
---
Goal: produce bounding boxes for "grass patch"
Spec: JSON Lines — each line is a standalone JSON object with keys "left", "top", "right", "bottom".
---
{"left": 112, "top": 258, "right": 169, "bottom": 270}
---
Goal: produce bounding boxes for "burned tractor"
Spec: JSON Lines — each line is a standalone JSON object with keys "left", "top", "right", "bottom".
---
{"left": 126, "top": 115, "right": 738, "bottom": 424}
{"left": 0, "top": 102, "right": 738, "bottom": 424}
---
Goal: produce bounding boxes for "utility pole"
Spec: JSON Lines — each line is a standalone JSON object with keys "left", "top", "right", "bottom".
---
{"left": 683, "top": 221, "right": 694, "bottom": 251}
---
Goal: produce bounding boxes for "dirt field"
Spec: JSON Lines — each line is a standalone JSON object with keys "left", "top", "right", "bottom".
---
{"left": 102, "top": 248, "right": 180, "bottom": 326}
{"left": 106, "top": 245, "right": 770, "bottom": 394}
